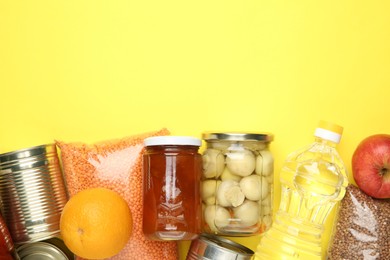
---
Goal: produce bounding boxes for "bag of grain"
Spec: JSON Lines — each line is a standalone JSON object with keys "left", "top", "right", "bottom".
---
{"left": 328, "top": 184, "right": 390, "bottom": 260}
{"left": 57, "top": 129, "right": 178, "bottom": 260}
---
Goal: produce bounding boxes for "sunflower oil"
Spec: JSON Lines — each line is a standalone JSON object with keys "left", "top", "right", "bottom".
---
{"left": 254, "top": 121, "right": 348, "bottom": 260}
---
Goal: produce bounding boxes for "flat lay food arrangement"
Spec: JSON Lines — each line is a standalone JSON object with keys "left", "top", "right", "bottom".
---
{"left": 2, "top": 1, "right": 390, "bottom": 260}
{"left": 0, "top": 122, "right": 389, "bottom": 259}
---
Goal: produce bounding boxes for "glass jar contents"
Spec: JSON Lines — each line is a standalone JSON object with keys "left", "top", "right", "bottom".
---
{"left": 201, "top": 132, "right": 274, "bottom": 236}
{"left": 143, "top": 136, "right": 202, "bottom": 241}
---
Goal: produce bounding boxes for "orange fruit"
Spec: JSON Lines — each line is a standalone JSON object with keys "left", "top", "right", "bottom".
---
{"left": 60, "top": 188, "right": 132, "bottom": 259}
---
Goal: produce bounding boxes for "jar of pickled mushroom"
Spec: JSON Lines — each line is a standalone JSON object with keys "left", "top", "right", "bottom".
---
{"left": 143, "top": 136, "right": 202, "bottom": 241}
{"left": 201, "top": 132, "right": 274, "bottom": 236}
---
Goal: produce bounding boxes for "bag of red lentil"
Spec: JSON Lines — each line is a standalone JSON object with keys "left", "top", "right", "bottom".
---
{"left": 57, "top": 129, "right": 179, "bottom": 260}
{"left": 327, "top": 184, "right": 390, "bottom": 260}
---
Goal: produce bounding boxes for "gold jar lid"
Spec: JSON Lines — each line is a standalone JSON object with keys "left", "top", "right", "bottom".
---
{"left": 202, "top": 132, "right": 273, "bottom": 142}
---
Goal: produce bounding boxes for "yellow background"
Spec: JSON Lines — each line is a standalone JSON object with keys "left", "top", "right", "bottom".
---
{"left": 1, "top": 1, "right": 390, "bottom": 259}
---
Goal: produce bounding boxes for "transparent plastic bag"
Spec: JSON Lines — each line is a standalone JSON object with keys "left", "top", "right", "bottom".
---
{"left": 328, "top": 184, "right": 390, "bottom": 260}
{"left": 57, "top": 129, "right": 178, "bottom": 260}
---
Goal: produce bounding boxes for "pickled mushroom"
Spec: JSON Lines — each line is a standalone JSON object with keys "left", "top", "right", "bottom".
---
{"left": 240, "top": 175, "right": 269, "bottom": 202}
{"left": 261, "top": 194, "right": 271, "bottom": 207}
{"left": 204, "top": 205, "right": 230, "bottom": 232}
{"left": 216, "top": 180, "right": 245, "bottom": 207}
{"left": 226, "top": 150, "right": 256, "bottom": 177}
{"left": 255, "top": 150, "right": 274, "bottom": 176}
{"left": 239, "top": 175, "right": 262, "bottom": 201}
{"left": 202, "top": 149, "right": 225, "bottom": 179}
{"left": 220, "top": 167, "right": 242, "bottom": 182}
{"left": 204, "top": 196, "right": 216, "bottom": 205}
{"left": 260, "top": 176, "right": 269, "bottom": 199}
{"left": 201, "top": 180, "right": 218, "bottom": 201}
{"left": 233, "top": 200, "right": 260, "bottom": 227}
{"left": 209, "top": 141, "right": 231, "bottom": 152}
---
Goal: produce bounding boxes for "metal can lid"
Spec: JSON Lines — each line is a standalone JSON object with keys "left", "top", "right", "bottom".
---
{"left": 188, "top": 234, "right": 254, "bottom": 260}
{"left": 202, "top": 132, "right": 273, "bottom": 142}
{"left": 16, "top": 241, "right": 69, "bottom": 260}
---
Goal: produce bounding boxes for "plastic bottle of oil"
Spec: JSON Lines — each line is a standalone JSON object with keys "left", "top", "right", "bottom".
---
{"left": 254, "top": 121, "right": 348, "bottom": 260}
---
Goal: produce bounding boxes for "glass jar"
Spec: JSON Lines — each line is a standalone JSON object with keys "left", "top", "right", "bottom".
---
{"left": 142, "top": 136, "right": 202, "bottom": 241}
{"left": 201, "top": 132, "right": 274, "bottom": 236}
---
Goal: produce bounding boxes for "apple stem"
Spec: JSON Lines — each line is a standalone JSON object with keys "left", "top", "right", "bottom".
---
{"left": 381, "top": 168, "right": 390, "bottom": 181}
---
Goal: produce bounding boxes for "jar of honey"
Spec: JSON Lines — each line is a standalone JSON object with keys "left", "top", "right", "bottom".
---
{"left": 201, "top": 132, "right": 274, "bottom": 236}
{"left": 142, "top": 136, "right": 202, "bottom": 241}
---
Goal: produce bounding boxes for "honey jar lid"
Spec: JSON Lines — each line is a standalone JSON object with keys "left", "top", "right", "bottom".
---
{"left": 202, "top": 132, "right": 273, "bottom": 142}
{"left": 144, "top": 136, "right": 201, "bottom": 147}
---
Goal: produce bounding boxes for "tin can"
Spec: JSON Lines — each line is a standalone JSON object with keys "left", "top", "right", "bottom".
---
{"left": 143, "top": 136, "right": 202, "bottom": 241}
{"left": 16, "top": 237, "right": 73, "bottom": 260}
{"left": 0, "top": 144, "right": 68, "bottom": 243}
{"left": 201, "top": 132, "right": 274, "bottom": 236}
{"left": 186, "top": 234, "right": 254, "bottom": 260}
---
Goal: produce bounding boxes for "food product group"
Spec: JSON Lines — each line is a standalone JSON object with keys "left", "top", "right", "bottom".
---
{"left": 0, "top": 121, "right": 389, "bottom": 259}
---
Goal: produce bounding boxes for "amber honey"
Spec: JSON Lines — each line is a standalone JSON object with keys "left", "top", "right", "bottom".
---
{"left": 143, "top": 136, "right": 202, "bottom": 241}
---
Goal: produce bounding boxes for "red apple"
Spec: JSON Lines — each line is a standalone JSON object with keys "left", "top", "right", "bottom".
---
{"left": 352, "top": 134, "right": 390, "bottom": 199}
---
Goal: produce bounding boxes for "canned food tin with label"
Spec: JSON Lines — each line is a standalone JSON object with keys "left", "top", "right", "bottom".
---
{"left": 201, "top": 132, "right": 274, "bottom": 236}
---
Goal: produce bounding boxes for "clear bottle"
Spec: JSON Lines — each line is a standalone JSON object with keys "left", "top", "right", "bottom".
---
{"left": 254, "top": 121, "right": 348, "bottom": 259}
